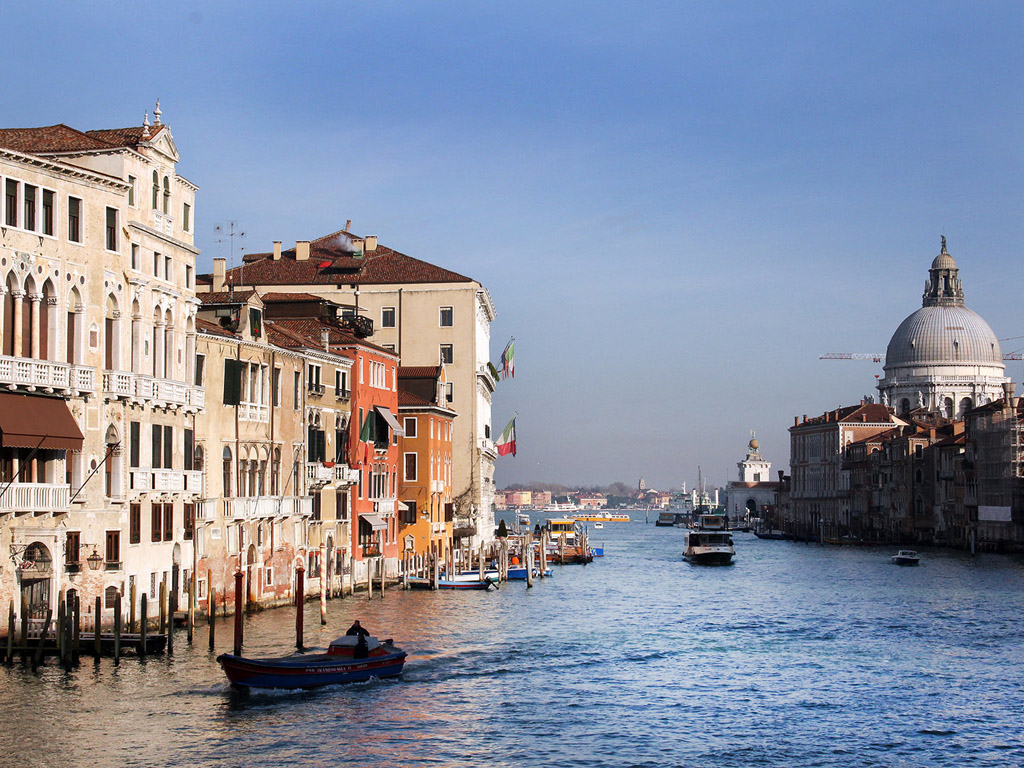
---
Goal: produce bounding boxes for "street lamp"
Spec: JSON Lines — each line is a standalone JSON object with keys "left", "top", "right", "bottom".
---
{"left": 86, "top": 547, "right": 103, "bottom": 570}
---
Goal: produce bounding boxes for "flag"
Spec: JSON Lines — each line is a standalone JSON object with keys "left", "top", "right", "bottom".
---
{"left": 350, "top": 411, "right": 375, "bottom": 466}
{"left": 501, "top": 339, "right": 515, "bottom": 380}
{"left": 496, "top": 416, "right": 517, "bottom": 457}
{"left": 316, "top": 259, "right": 332, "bottom": 269}
{"left": 487, "top": 361, "right": 501, "bottom": 382}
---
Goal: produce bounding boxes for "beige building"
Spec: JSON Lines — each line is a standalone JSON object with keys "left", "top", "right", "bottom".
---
{"left": 0, "top": 107, "right": 203, "bottom": 629}
{"left": 200, "top": 229, "right": 499, "bottom": 546}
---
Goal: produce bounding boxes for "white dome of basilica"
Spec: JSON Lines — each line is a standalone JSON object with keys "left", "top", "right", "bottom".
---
{"left": 885, "top": 304, "right": 1002, "bottom": 368}
{"left": 877, "top": 237, "right": 1007, "bottom": 417}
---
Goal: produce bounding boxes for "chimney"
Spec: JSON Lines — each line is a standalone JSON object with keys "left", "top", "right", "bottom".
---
{"left": 296, "top": 241, "right": 310, "bottom": 261}
{"left": 345, "top": 219, "right": 352, "bottom": 231}
{"left": 273, "top": 241, "right": 282, "bottom": 260}
{"left": 365, "top": 235, "right": 378, "bottom": 252}
{"left": 794, "top": 416, "right": 799, "bottom": 427}
{"left": 213, "top": 258, "right": 226, "bottom": 292}
{"left": 1003, "top": 382, "right": 1016, "bottom": 413}
{"left": 352, "top": 238, "right": 365, "bottom": 256}
{"left": 321, "top": 328, "right": 330, "bottom": 351}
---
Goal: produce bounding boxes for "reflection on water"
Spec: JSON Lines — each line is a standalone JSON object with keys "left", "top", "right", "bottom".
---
{"left": 2, "top": 522, "right": 1023, "bottom": 767}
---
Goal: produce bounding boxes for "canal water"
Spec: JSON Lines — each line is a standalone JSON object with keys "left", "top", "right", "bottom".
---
{"left": 2, "top": 519, "right": 1023, "bottom": 768}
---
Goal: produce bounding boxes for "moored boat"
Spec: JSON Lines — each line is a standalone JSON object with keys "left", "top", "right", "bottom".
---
{"left": 217, "top": 635, "right": 407, "bottom": 689}
{"left": 407, "top": 575, "right": 496, "bottom": 589}
{"left": 891, "top": 550, "right": 921, "bottom": 566}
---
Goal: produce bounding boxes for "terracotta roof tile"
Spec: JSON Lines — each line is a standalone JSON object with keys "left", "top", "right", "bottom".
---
{"left": 0, "top": 123, "right": 166, "bottom": 154}
{"left": 398, "top": 390, "right": 433, "bottom": 408}
{"left": 196, "top": 317, "right": 237, "bottom": 338}
{"left": 198, "top": 290, "right": 256, "bottom": 306}
{"left": 204, "top": 228, "right": 475, "bottom": 288}
{"left": 266, "top": 318, "right": 396, "bottom": 357}
{"left": 399, "top": 366, "right": 441, "bottom": 379}
{"left": 259, "top": 292, "right": 326, "bottom": 303}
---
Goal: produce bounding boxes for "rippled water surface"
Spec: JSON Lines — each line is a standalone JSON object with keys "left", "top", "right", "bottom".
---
{"left": 3, "top": 520, "right": 1023, "bottom": 767}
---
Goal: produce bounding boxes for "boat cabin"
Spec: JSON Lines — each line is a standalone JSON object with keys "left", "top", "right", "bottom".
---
{"left": 546, "top": 518, "right": 577, "bottom": 543}
{"left": 698, "top": 514, "right": 727, "bottom": 530}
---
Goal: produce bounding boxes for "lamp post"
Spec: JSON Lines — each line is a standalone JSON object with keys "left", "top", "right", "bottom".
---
{"left": 86, "top": 548, "right": 103, "bottom": 571}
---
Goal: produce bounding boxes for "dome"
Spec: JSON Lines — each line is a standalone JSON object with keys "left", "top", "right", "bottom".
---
{"left": 885, "top": 305, "right": 1002, "bottom": 368}
{"left": 931, "top": 251, "right": 957, "bottom": 271}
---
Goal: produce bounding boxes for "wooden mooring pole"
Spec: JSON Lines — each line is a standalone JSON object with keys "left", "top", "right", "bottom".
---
{"left": 167, "top": 588, "right": 176, "bottom": 656}
{"left": 295, "top": 563, "right": 305, "bottom": 651}
{"left": 113, "top": 597, "right": 122, "bottom": 666}
{"left": 139, "top": 593, "right": 148, "bottom": 658}
{"left": 72, "top": 593, "right": 81, "bottom": 666}
{"left": 129, "top": 581, "right": 137, "bottom": 634}
{"left": 32, "top": 608, "right": 52, "bottom": 671}
{"left": 186, "top": 575, "right": 194, "bottom": 645}
{"left": 94, "top": 596, "right": 102, "bottom": 659}
{"left": 159, "top": 580, "right": 167, "bottom": 635}
{"left": 6, "top": 600, "right": 14, "bottom": 665}
{"left": 208, "top": 586, "right": 216, "bottom": 652}
{"left": 232, "top": 571, "right": 243, "bottom": 657}
{"left": 320, "top": 542, "right": 328, "bottom": 625}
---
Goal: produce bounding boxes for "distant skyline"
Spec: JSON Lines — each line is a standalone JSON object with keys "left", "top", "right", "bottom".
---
{"left": 4, "top": 1, "right": 1023, "bottom": 490}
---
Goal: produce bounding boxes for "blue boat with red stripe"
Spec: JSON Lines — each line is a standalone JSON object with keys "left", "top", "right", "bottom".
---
{"left": 217, "top": 635, "right": 407, "bottom": 689}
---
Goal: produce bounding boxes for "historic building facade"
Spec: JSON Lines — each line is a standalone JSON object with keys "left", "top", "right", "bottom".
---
{"left": 0, "top": 109, "right": 202, "bottom": 628}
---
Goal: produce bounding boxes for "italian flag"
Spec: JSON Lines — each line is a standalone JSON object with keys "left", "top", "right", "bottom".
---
{"left": 501, "top": 340, "right": 515, "bottom": 380}
{"left": 350, "top": 411, "right": 374, "bottom": 466}
{"left": 496, "top": 417, "right": 517, "bottom": 457}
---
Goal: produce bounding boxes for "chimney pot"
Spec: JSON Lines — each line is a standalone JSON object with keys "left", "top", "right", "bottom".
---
{"left": 213, "top": 258, "right": 226, "bottom": 292}
{"left": 345, "top": 219, "right": 352, "bottom": 231}
{"left": 365, "top": 235, "right": 378, "bottom": 252}
{"left": 273, "top": 241, "right": 282, "bottom": 260}
{"left": 296, "top": 241, "right": 310, "bottom": 261}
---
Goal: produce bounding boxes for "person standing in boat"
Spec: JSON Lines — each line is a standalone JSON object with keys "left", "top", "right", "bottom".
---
{"left": 346, "top": 620, "right": 370, "bottom": 637}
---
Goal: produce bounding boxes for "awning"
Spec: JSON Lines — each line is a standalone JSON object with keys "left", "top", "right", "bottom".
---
{"left": 397, "top": 501, "right": 410, "bottom": 511}
{"left": 375, "top": 406, "right": 405, "bottom": 437}
{"left": 0, "top": 393, "right": 84, "bottom": 451}
{"left": 360, "top": 513, "right": 387, "bottom": 531}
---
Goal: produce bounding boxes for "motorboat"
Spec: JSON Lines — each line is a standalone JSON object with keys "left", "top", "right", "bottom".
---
{"left": 593, "top": 522, "right": 604, "bottom": 529}
{"left": 217, "top": 635, "right": 406, "bottom": 689}
{"left": 682, "top": 514, "right": 735, "bottom": 565}
{"left": 570, "top": 511, "right": 630, "bottom": 523}
{"left": 407, "top": 574, "right": 497, "bottom": 590}
{"left": 892, "top": 550, "right": 921, "bottom": 566}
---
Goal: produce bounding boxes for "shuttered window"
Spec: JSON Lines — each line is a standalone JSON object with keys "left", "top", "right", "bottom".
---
{"left": 223, "top": 358, "right": 243, "bottom": 405}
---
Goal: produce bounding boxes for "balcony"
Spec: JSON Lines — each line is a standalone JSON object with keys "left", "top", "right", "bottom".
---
{"left": 336, "top": 388, "right": 351, "bottom": 401}
{"left": 198, "top": 499, "right": 217, "bottom": 521}
{"left": 430, "top": 480, "right": 444, "bottom": 494}
{"left": 0, "top": 355, "right": 97, "bottom": 396}
{"left": 184, "top": 470, "right": 203, "bottom": 494}
{"left": 334, "top": 465, "right": 359, "bottom": 485}
{"left": 0, "top": 483, "right": 70, "bottom": 514}
{"left": 308, "top": 382, "right": 325, "bottom": 397}
{"left": 372, "top": 499, "right": 396, "bottom": 516}
{"left": 431, "top": 521, "right": 446, "bottom": 535}
{"left": 153, "top": 378, "right": 187, "bottom": 406}
{"left": 186, "top": 386, "right": 205, "bottom": 408}
{"left": 306, "top": 462, "right": 334, "bottom": 485}
{"left": 151, "top": 469, "right": 185, "bottom": 492}
{"left": 129, "top": 469, "right": 152, "bottom": 493}
{"left": 224, "top": 495, "right": 313, "bottom": 520}
{"left": 238, "top": 402, "right": 269, "bottom": 422}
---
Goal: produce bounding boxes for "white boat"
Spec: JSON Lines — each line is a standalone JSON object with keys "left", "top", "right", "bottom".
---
{"left": 542, "top": 502, "right": 580, "bottom": 514}
{"left": 892, "top": 550, "right": 921, "bottom": 566}
{"left": 593, "top": 522, "right": 604, "bottom": 529}
{"left": 682, "top": 514, "right": 735, "bottom": 565}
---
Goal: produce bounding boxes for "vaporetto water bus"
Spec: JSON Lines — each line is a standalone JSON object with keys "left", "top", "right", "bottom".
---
{"left": 570, "top": 511, "right": 631, "bottom": 523}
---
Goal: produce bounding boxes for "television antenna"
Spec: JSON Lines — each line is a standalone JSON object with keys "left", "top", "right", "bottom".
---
{"left": 214, "top": 222, "right": 246, "bottom": 289}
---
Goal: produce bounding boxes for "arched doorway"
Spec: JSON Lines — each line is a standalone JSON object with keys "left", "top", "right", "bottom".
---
{"left": 20, "top": 542, "right": 53, "bottom": 628}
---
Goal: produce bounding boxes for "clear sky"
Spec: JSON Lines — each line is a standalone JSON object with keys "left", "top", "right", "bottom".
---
{"left": 5, "top": 2, "right": 1023, "bottom": 491}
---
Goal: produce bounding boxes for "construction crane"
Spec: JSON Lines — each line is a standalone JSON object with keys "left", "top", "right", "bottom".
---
{"left": 820, "top": 352, "right": 1024, "bottom": 361}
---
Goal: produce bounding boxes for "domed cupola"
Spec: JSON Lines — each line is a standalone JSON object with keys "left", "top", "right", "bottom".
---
{"left": 877, "top": 238, "right": 1007, "bottom": 418}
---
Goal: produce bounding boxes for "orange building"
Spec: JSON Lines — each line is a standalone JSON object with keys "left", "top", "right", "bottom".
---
{"left": 397, "top": 367, "right": 456, "bottom": 563}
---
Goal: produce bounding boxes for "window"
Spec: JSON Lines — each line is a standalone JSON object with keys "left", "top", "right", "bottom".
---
{"left": 194, "top": 353, "right": 205, "bottom": 386}
{"left": 105, "top": 530, "right": 120, "bottom": 564}
{"left": 130, "top": 504, "right": 141, "bottom": 544}
{"left": 223, "top": 359, "right": 243, "bottom": 405}
{"left": 381, "top": 307, "right": 396, "bottom": 328}
{"left": 185, "top": 264, "right": 193, "bottom": 289}
{"left": 131, "top": 243, "right": 140, "bottom": 270}
{"left": 152, "top": 171, "right": 159, "bottom": 210}
{"left": 183, "top": 201, "right": 191, "bottom": 231}
{"left": 105, "top": 585, "right": 119, "bottom": 609}
{"left": 293, "top": 371, "right": 300, "bottom": 409}
{"left": 153, "top": 251, "right": 161, "bottom": 278}
{"left": 151, "top": 424, "right": 174, "bottom": 469}
{"left": 23, "top": 185, "right": 36, "bottom": 231}
{"left": 401, "top": 500, "right": 417, "bottom": 525}
{"left": 272, "top": 368, "right": 281, "bottom": 406}
{"left": 165, "top": 256, "right": 172, "bottom": 282}
{"left": 152, "top": 504, "right": 163, "bottom": 542}
{"left": 307, "top": 364, "right": 322, "bottom": 394}
{"left": 42, "top": 189, "right": 54, "bottom": 235}
{"left": 129, "top": 421, "right": 141, "bottom": 468}
{"left": 162, "top": 176, "right": 170, "bottom": 214}
{"left": 163, "top": 504, "right": 174, "bottom": 541}
{"left": 184, "top": 429, "right": 195, "bottom": 471}
{"left": 404, "top": 453, "right": 418, "bottom": 482}
{"left": 404, "top": 417, "right": 417, "bottom": 438}
{"left": 67, "top": 196, "right": 81, "bottom": 242}
{"left": 5, "top": 180, "right": 17, "bottom": 226}
{"left": 105, "top": 207, "right": 118, "bottom": 251}
{"left": 128, "top": 175, "right": 136, "bottom": 207}
{"left": 445, "top": 382, "right": 454, "bottom": 403}
{"left": 66, "top": 531, "right": 81, "bottom": 565}
{"left": 439, "top": 306, "right": 453, "bottom": 327}
{"left": 335, "top": 369, "right": 349, "bottom": 399}
{"left": 249, "top": 308, "right": 262, "bottom": 337}
{"left": 440, "top": 344, "right": 453, "bottom": 365}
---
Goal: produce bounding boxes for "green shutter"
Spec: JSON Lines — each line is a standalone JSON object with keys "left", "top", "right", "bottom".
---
{"left": 223, "top": 359, "right": 242, "bottom": 405}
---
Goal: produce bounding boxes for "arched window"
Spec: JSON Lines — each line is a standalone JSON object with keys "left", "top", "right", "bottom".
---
{"left": 162, "top": 176, "right": 170, "bottom": 215}
{"left": 899, "top": 398, "right": 910, "bottom": 415}
{"left": 152, "top": 171, "right": 159, "bottom": 210}
{"left": 943, "top": 397, "right": 954, "bottom": 419}
{"left": 39, "top": 280, "right": 55, "bottom": 361}
{"left": 2, "top": 273, "right": 16, "bottom": 356}
{"left": 958, "top": 398, "right": 973, "bottom": 418}
{"left": 21, "top": 276, "right": 36, "bottom": 358}
{"left": 104, "top": 295, "right": 119, "bottom": 371}
{"left": 66, "top": 287, "right": 82, "bottom": 364}
{"left": 222, "top": 447, "right": 233, "bottom": 498}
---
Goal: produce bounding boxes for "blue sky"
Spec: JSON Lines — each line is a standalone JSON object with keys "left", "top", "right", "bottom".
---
{"left": 5, "top": 1, "right": 1023, "bottom": 490}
